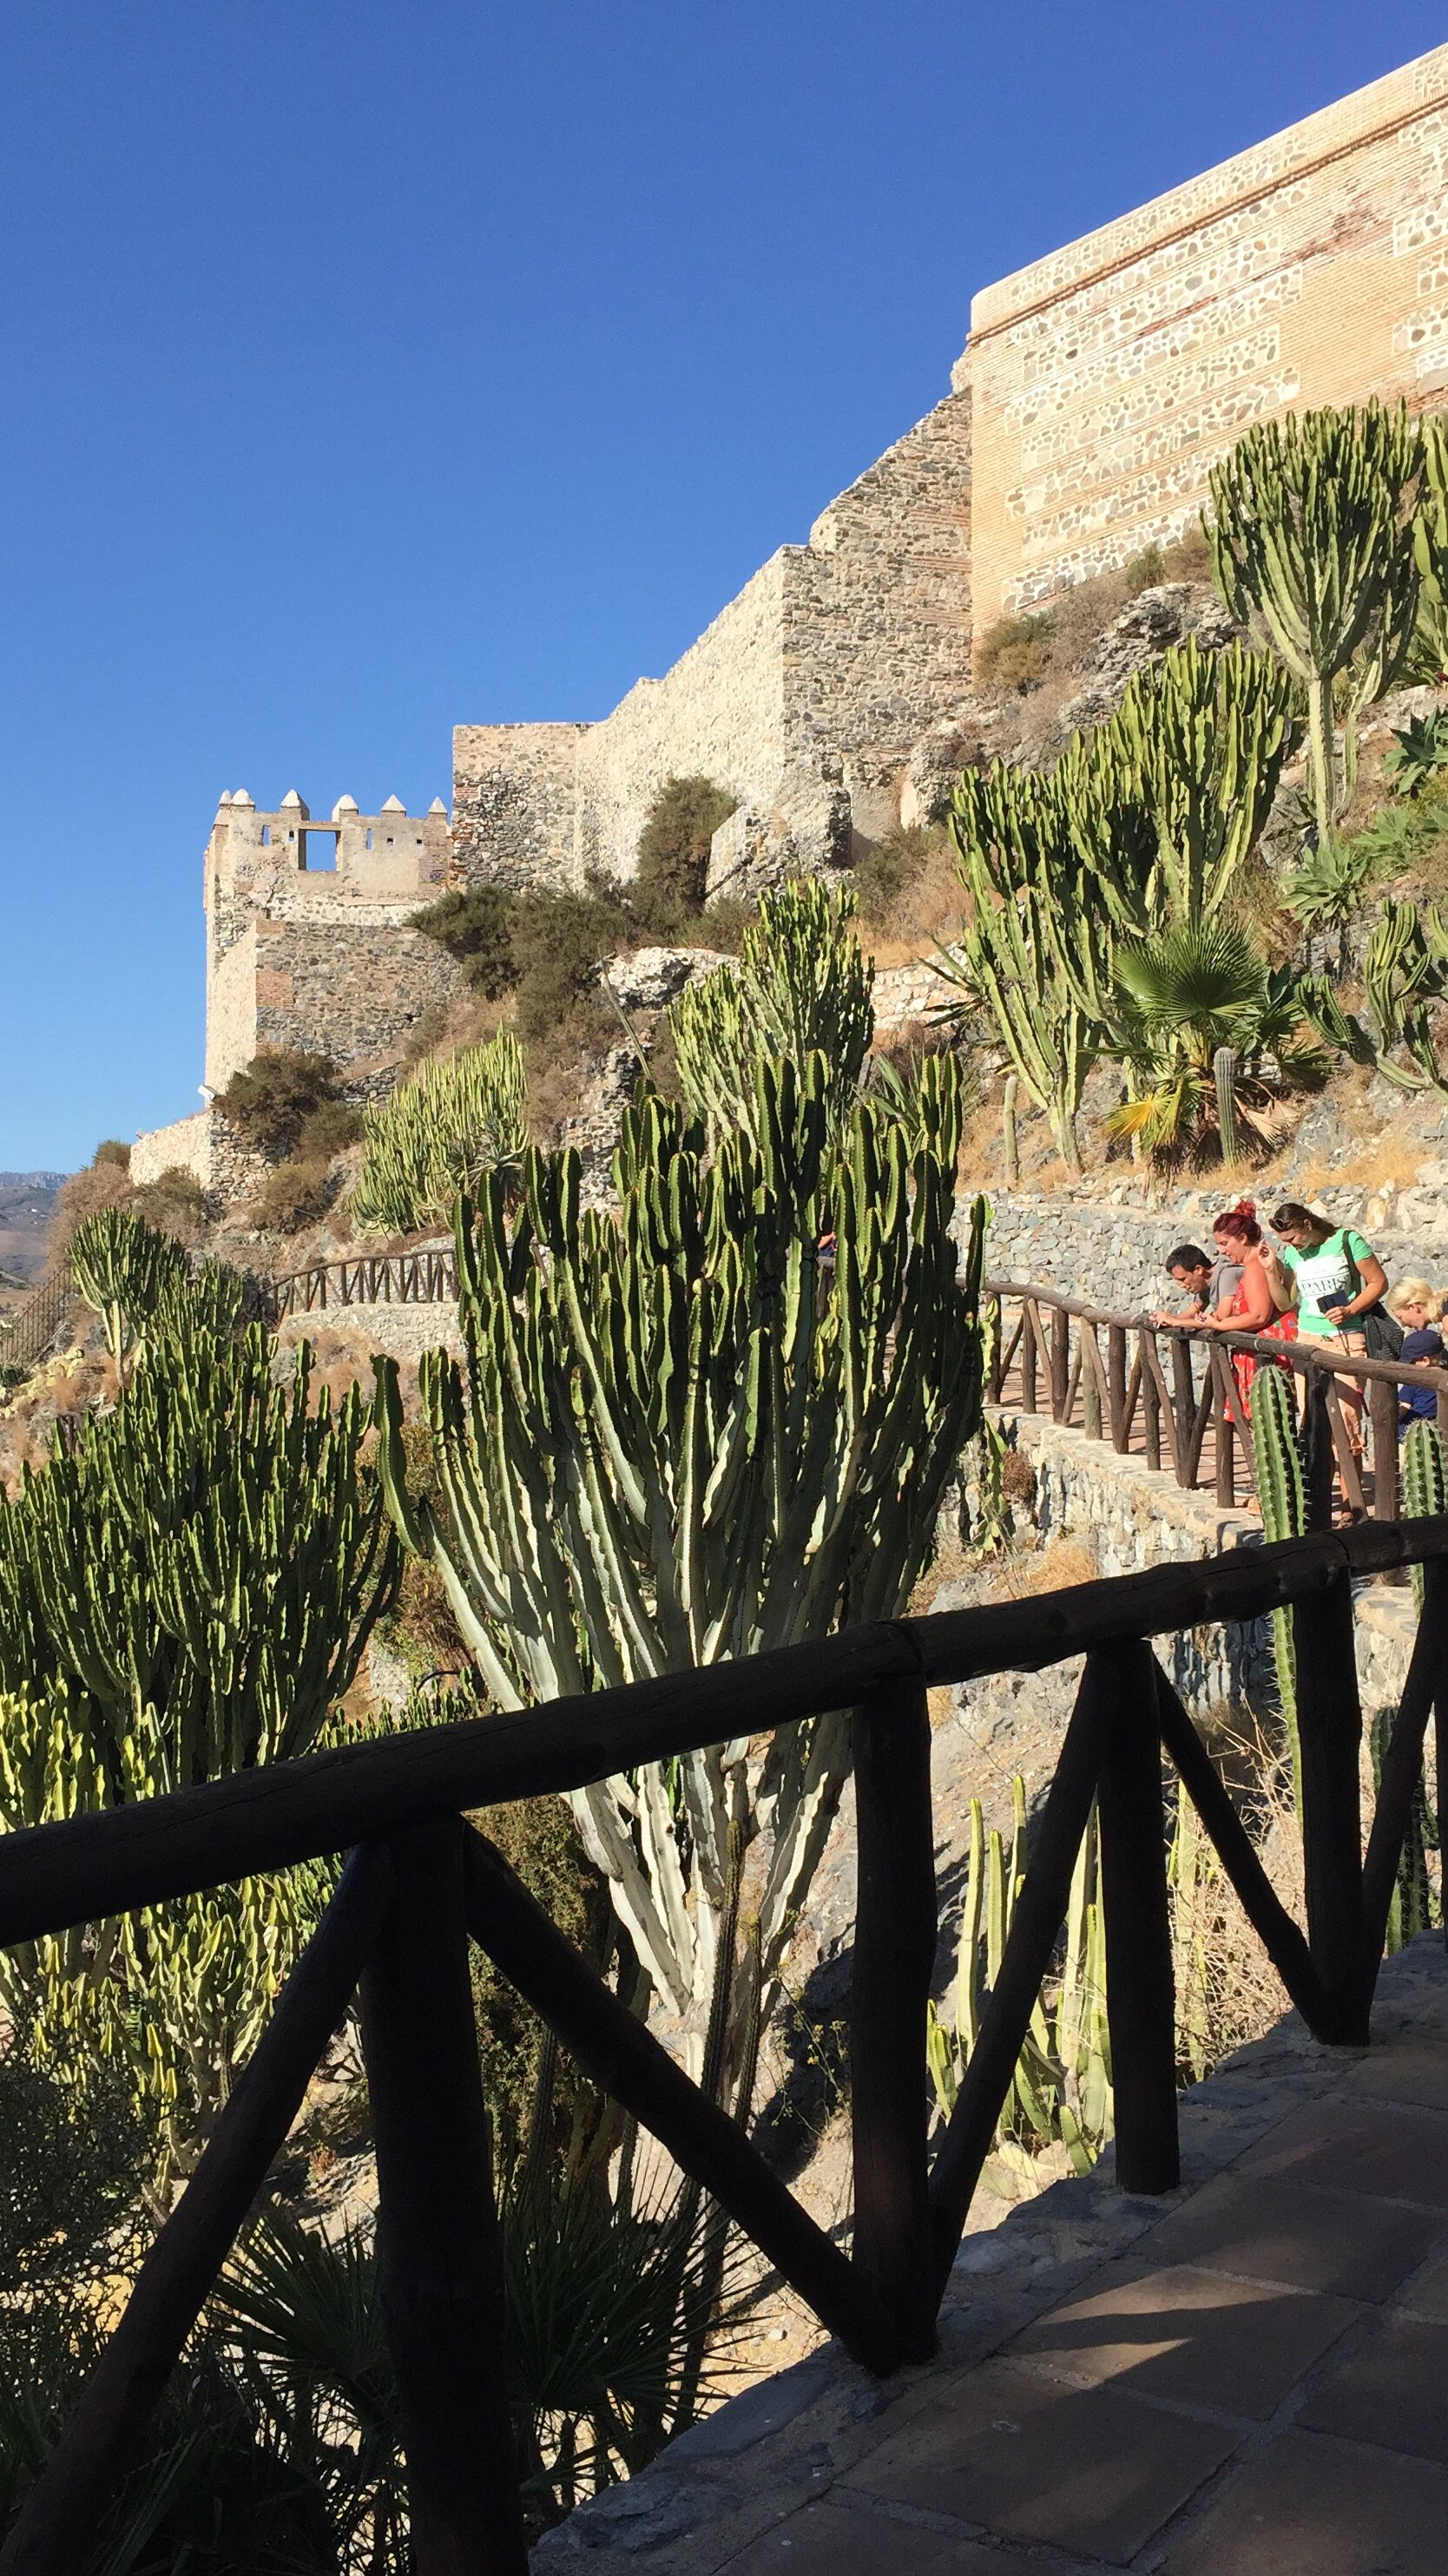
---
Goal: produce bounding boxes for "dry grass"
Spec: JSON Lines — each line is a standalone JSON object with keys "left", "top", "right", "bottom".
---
{"left": 866, "top": 836, "right": 964, "bottom": 966}
{"left": 980, "top": 1537, "right": 1099, "bottom": 1604}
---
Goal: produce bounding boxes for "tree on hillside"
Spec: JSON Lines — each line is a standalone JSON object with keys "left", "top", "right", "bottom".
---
{"left": 635, "top": 774, "right": 735, "bottom": 916}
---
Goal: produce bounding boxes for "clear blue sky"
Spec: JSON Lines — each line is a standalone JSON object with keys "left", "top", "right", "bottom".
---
{"left": 3, "top": 2, "right": 1443, "bottom": 1170}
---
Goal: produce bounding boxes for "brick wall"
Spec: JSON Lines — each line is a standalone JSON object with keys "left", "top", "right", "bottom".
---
{"left": 966, "top": 41, "right": 1448, "bottom": 619}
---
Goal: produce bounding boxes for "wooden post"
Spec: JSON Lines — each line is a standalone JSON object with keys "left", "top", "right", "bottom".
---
{"left": 0, "top": 1847, "right": 392, "bottom": 2576}
{"left": 1292, "top": 1569, "right": 1369, "bottom": 2043}
{"left": 1050, "top": 1304, "right": 1070, "bottom": 1422}
{"left": 1302, "top": 1372, "right": 1336, "bottom": 1532}
{"left": 1212, "top": 1349, "right": 1235, "bottom": 1508}
{"left": 1368, "top": 1375, "right": 1399, "bottom": 1523}
{"left": 1083, "top": 1325, "right": 1102, "bottom": 1441}
{"left": 987, "top": 1298, "right": 1005, "bottom": 1403}
{"left": 1171, "top": 1335, "right": 1195, "bottom": 1486}
{"left": 1021, "top": 1301, "right": 1039, "bottom": 1412}
{"left": 1097, "top": 1639, "right": 1180, "bottom": 2194}
{"left": 1142, "top": 1333, "right": 1162, "bottom": 1472}
{"left": 851, "top": 1678, "right": 938, "bottom": 2362}
{"left": 361, "top": 1818, "right": 528, "bottom": 2576}
{"left": 1108, "top": 1324, "right": 1129, "bottom": 1452}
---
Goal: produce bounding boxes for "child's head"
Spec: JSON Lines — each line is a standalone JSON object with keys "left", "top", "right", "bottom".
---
{"left": 1387, "top": 1278, "right": 1445, "bottom": 1328}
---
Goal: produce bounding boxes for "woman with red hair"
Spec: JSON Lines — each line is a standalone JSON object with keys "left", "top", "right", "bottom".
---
{"left": 1197, "top": 1199, "right": 1296, "bottom": 1410}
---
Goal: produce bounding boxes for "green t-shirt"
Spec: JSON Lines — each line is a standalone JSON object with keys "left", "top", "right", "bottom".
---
{"left": 1280, "top": 1229, "right": 1373, "bottom": 1337}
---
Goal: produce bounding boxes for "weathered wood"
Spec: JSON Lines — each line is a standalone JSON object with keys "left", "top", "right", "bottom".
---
{"left": 461, "top": 1829, "right": 901, "bottom": 2373}
{"left": 927, "top": 1654, "right": 1110, "bottom": 2291}
{"left": 1302, "top": 1376, "right": 1336, "bottom": 1533}
{"left": 1322, "top": 1379, "right": 1366, "bottom": 1516}
{"left": 1142, "top": 1335, "right": 1162, "bottom": 1472}
{"left": 361, "top": 1819, "right": 526, "bottom": 2574}
{"left": 1292, "top": 1568, "right": 1369, "bottom": 2041}
{"left": 1361, "top": 1559, "right": 1448, "bottom": 1981}
{"left": 4, "top": 1521, "right": 1448, "bottom": 1951}
{"left": 1021, "top": 1298, "right": 1040, "bottom": 1411}
{"left": 1210, "top": 1348, "right": 1236, "bottom": 1508}
{"left": 1369, "top": 1376, "right": 1400, "bottom": 1523}
{"left": 1152, "top": 1666, "right": 1343, "bottom": 2039}
{"left": 0, "top": 1846, "right": 392, "bottom": 2576}
{"left": 1083, "top": 1324, "right": 1102, "bottom": 1441}
{"left": 1097, "top": 1640, "right": 1180, "bottom": 2194}
{"left": 1108, "top": 1324, "right": 1129, "bottom": 1452}
{"left": 851, "top": 1678, "right": 938, "bottom": 2361}
{"left": 1050, "top": 1303, "right": 1070, "bottom": 1419}
{"left": 1169, "top": 1333, "right": 1197, "bottom": 1484}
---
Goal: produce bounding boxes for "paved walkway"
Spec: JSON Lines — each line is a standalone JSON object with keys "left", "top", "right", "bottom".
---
{"left": 538, "top": 1938, "right": 1448, "bottom": 2574}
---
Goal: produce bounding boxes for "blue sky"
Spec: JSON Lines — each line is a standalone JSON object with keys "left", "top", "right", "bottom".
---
{"left": 3, "top": 2, "right": 1444, "bottom": 1171}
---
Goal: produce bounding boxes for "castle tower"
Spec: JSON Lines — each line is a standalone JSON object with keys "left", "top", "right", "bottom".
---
{"left": 202, "top": 788, "right": 459, "bottom": 1092}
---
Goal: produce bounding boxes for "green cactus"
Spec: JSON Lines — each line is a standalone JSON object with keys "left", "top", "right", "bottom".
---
{"left": 1214, "top": 1046, "right": 1241, "bottom": 1164}
{"left": 375, "top": 1049, "right": 984, "bottom": 2086}
{"left": 0, "top": 1262, "right": 398, "bottom": 2192}
{"left": 352, "top": 1030, "right": 529, "bottom": 1235}
{"left": 1300, "top": 902, "right": 1448, "bottom": 1095}
{"left": 1369, "top": 1704, "right": 1438, "bottom": 1954}
{"left": 667, "top": 878, "right": 873, "bottom": 1147}
{"left": 926, "top": 1778, "right": 1111, "bottom": 2174}
{"left": 1413, "top": 413, "right": 1448, "bottom": 682}
{"left": 1207, "top": 401, "right": 1423, "bottom": 847}
{"left": 1001, "top": 1072, "right": 1020, "bottom": 1186}
{"left": 1100, "top": 640, "right": 1300, "bottom": 931}
{"left": 69, "top": 1207, "right": 188, "bottom": 1369}
{"left": 1250, "top": 1364, "right": 1307, "bottom": 1815}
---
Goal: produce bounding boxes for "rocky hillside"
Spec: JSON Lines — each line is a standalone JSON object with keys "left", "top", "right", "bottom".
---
{"left": 0, "top": 1172, "right": 65, "bottom": 1300}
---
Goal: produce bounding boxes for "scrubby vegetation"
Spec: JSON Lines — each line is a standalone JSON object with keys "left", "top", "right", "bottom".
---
{"left": 353, "top": 1032, "right": 528, "bottom": 1234}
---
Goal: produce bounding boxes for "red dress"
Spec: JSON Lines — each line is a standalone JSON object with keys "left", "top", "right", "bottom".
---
{"left": 1229, "top": 1264, "right": 1296, "bottom": 1412}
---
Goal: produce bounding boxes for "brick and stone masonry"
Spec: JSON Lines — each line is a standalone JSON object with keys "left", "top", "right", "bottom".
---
{"left": 135, "top": 43, "right": 1448, "bottom": 1187}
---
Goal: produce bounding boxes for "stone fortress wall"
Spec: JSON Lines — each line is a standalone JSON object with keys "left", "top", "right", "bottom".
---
{"left": 134, "top": 43, "right": 1448, "bottom": 1190}
{"left": 452, "top": 388, "right": 972, "bottom": 892}
{"left": 968, "top": 43, "right": 1448, "bottom": 616}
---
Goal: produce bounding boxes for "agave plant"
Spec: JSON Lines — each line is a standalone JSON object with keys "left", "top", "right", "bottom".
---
{"left": 1283, "top": 831, "right": 1396, "bottom": 976}
{"left": 1385, "top": 708, "right": 1448, "bottom": 797}
{"left": 1207, "top": 401, "right": 1422, "bottom": 847}
{"left": 375, "top": 1052, "right": 984, "bottom": 2088}
{"left": 1103, "top": 919, "right": 1329, "bottom": 1164}
{"left": 1300, "top": 900, "right": 1448, "bottom": 1095}
{"left": 353, "top": 1032, "right": 529, "bottom": 1236}
{"left": 666, "top": 877, "right": 873, "bottom": 1144}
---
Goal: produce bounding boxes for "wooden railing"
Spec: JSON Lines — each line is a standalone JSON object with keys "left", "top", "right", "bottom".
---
{"left": 3, "top": 1515, "right": 1448, "bottom": 2570}
{"left": 986, "top": 1278, "right": 1448, "bottom": 1524}
{"left": 270, "top": 1245, "right": 457, "bottom": 1320}
{"left": 0, "top": 1265, "right": 75, "bottom": 1378}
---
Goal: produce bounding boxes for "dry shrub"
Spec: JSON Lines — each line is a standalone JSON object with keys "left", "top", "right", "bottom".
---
{"left": 130, "top": 1165, "right": 210, "bottom": 1248}
{"left": 249, "top": 1156, "right": 334, "bottom": 1234}
{"left": 866, "top": 835, "right": 964, "bottom": 964}
{"left": 1172, "top": 1744, "right": 1304, "bottom": 2080}
{"left": 48, "top": 1160, "right": 130, "bottom": 1262}
{"left": 981, "top": 1537, "right": 1099, "bottom": 1603}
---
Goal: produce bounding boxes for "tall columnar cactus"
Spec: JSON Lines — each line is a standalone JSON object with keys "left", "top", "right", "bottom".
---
{"left": 353, "top": 1031, "right": 529, "bottom": 1235}
{"left": 1001, "top": 1073, "right": 1020, "bottom": 1186}
{"left": 1413, "top": 412, "right": 1448, "bottom": 682}
{"left": 0, "top": 1288, "right": 398, "bottom": 2187}
{"left": 1213, "top": 1047, "right": 1241, "bottom": 1165}
{"left": 69, "top": 1206, "right": 190, "bottom": 1369}
{"left": 1100, "top": 640, "right": 1300, "bottom": 930}
{"left": 667, "top": 878, "right": 874, "bottom": 1146}
{"left": 1300, "top": 902, "right": 1448, "bottom": 1095}
{"left": 374, "top": 1052, "right": 985, "bottom": 2081}
{"left": 1207, "top": 401, "right": 1423, "bottom": 847}
{"left": 1250, "top": 1364, "right": 1307, "bottom": 1814}
{"left": 926, "top": 1778, "right": 1111, "bottom": 2175}
{"left": 1369, "top": 1704, "right": 1437, "bottom": 1954}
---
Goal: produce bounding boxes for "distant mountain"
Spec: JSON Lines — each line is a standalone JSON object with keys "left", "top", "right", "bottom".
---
{"left": 0, "top": 1171, "right": 68, "bottom": 1289}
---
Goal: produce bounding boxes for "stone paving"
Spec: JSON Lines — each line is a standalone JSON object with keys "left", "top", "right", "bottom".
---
{"left": 536, "top": 1937, "right": 1448, "bottom": 2573}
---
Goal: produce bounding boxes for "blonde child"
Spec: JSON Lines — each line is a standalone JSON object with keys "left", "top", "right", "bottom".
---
{"left": 1386, "top": 1278, "right": 1447, "bottom": 1428}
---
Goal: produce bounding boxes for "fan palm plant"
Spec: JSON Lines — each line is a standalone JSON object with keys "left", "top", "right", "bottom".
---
{"left": 1104, "top": 920, "right": 1329, "bottom": 1165}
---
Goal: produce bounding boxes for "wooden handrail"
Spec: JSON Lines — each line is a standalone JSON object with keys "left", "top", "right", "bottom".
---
{"left": 5, "top": 1512, "right": 1448, "bottom": 2563}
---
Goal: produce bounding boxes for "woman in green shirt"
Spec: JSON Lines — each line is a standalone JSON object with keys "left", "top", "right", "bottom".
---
{"left": 1267, "top": 1200, "right": 1390, "bottom": 1476}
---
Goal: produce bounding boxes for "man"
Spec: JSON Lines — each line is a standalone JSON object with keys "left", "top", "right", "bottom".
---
{"left": 1152, "top": 1243, "right": 1229, "bottom": 1327}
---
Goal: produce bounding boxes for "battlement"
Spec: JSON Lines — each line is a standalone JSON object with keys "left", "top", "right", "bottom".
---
{"left": 207, "top": 788, "right": 452, "bottom": 910}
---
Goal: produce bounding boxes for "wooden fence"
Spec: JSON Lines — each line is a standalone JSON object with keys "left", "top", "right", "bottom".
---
{"left": 3, "top": 1514, "right": 1447, "bottom": 2571}
{"left": 986, "top": 1279, "right": 1448, "bottom": 1524}
{"left": 270, "top": 1245, "right": 457, "bottom": 1320}
{"left": 0, "top": 1266, "right": 75, "bottom": 1377}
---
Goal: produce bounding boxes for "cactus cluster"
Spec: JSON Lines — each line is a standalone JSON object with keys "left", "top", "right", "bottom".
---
{"left": 1300, "top": 902, "right": 1448, "bottom": 1097}
{"left": 1249, "top": 1364, "right": 1307, "bottom": 1814}
{"left": 1208, "top": 399, "right": 1423, "bottom": 845}
{"left": 667, "top": 878, "right": 874, "bottom": 1146}
{"left": 942, "top": 641, "right": 1299, "bottom": 1173}
{"left": 926, "top": 1778, "right": 1111, "bottom": 2175}
{"left": 0, "top": 1226, "right": 398, "bottom": 2185}
{"left": 375, "top": 1049, "right": 985, "bottom": 2078}
{"left": 352, "top": 1030, "right": 529, "bottom": 1236}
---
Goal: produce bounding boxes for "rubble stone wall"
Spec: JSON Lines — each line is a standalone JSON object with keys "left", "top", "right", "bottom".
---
{"left": 968, "top": 42, "right": 1448, "bottom": 616}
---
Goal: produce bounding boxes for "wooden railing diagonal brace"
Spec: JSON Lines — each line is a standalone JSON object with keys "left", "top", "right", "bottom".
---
{"left": 459, "top": 1828, "right": 902, "bottom": 2376}
{"left": 1293, "top": 1567, "right": 1369, "bottom": 2042}
{"left": 1361, "top": 1557, "right": 1448, "bottom": 1988}
{"left": 1152, "top": 1664, "right": 1341, "bottom": 2039}
{"left": 926, "top": 1653, "right": 1111, "bottom": 2296}
{"left": 0, "top": 1843, "right": 393, "bottom": 2576}
{"left": 361, "top": 1817, "right": 527, "bottom": 2576}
